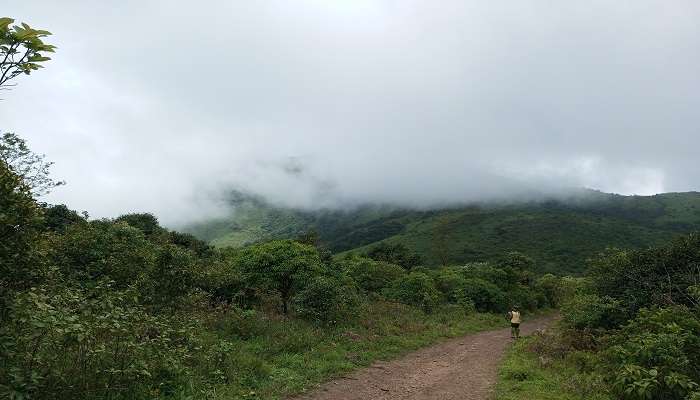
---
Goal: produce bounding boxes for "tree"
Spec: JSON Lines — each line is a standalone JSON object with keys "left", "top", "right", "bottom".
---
{"left": 42, "top": 203, "right": 85, "bottom": 233}
{"left": 114, "top": 213, "right": 164, "bottom": 237}
{"left": 237, "top": 240, "right": 323, "bottom": 314}
{"left": 0, "top": 17, "right": 55, "bottom": 92}
{"left": 340, "top": 257, "right": 406, "bottom": 293}
{"left": 366, "top": 242, "right": 422, "bottom": 270}
{"left": 0, "top": 132, "right": 64, "bottom": 195}
{"left": 0, "top": 162, "right": 44, "bottom": 308}
{"left": 383, "top": 272, "right": 440, "bottom": 312}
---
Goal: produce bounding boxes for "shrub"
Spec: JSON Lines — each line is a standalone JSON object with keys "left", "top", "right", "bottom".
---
{"left": 0, "top": 162, "right": 45, "bottom": 305}
{"left": 209, "top": 306, "right": 268, "bottom": 339}
{"left": 534, "top": 273, "right": 567, "bottom": 307}
{"left": 588, "top": 235, "right": 700, "bottom": 316}
{"left": 195, "top": 258, "right": 247, "bottom": 305}
{"left": 0, "top": 282, "right": 198, "bottom": 400}
{"left": 114, "top": 212, "right": 165, "bottom": 238}
{"left": 460, "top": 278, "right": 508, "bottom": 313}
{"left": 341, "top": 257, "right": 405, "bottom": 292}
{"left": 365, "top": 242, "right": 422, "bottom": 269}
{"left": 383, "top": 272, "right": 440, "bottom": 312}
{"left": 142, "top": 244, "right": 197, "bottom": 308}
{"left": 42, "top": 203, "right": 85, "bottom": 233}
{"left": 560, "top": 293, "right": 628, "bottom": 331}
{"left": 49, "top": 220, "right": 158, "bottom": 288}
{"left": 607, "top": 307, "right": 700, "bottom": 400}
{"left": 293, "top": 275, "right": 360, "bottom": 324}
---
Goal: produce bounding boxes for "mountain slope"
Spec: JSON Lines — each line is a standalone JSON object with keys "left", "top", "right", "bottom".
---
{"left": 183, "top": 191, "right": 700, "bottom": 274}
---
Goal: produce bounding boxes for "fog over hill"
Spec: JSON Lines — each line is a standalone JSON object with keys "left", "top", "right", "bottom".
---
{"left": 2, "top": 1, "right": 699, "bottom": 225}
{"left": 183, "top": 189, "right": 700, "bottom": 274}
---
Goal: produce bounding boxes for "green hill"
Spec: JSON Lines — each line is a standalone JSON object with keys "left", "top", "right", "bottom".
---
{"left": 183, "top": 190, "right": 700, "bottom": 274}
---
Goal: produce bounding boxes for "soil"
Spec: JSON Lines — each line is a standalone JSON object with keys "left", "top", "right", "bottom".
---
{"left": 293, "top": 315, "right": 556, "bottom": 400}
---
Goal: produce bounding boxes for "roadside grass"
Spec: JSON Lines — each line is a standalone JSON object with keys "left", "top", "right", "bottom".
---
{"left": 196, "top": 301, "right": 508, "bottom": 399}
{"left": 495, "top": 335, "right": 610, "bottom": 400}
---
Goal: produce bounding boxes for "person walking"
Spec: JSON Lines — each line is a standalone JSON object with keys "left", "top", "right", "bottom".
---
{"left": 507, "top": 306, "right": 521, "bottom": 339}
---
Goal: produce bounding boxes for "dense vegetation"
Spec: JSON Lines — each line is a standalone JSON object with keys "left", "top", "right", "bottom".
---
{"left": 1, "top": 141, "right": 562, "bottom": 399}
{"left": 184, "top": 190, "right": 700, "bottom": 274}
{"left": 496, "top": 233, "right": 700, "bottom": 400}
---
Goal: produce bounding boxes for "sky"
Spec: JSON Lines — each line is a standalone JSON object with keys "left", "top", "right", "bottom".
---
{"left": 2, "top": 1, "right": 699, "bottom": 225}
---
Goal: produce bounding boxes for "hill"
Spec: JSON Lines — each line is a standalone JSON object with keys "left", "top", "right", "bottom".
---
{"left": 183, "top": 190, "right": 700, "bottom": 274}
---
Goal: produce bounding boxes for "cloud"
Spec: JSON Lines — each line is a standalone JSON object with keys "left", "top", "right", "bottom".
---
{"left": 1, "top": 1, "right": 699, "bottom": 225}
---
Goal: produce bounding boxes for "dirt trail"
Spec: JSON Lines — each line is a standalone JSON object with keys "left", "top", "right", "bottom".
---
{"left": 293, "top": 315, "right": 556, "bottom": 400}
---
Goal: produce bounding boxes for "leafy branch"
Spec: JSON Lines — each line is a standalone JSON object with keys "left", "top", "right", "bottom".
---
{"left": 0, "top": 17, "right": 55, "bottom": 92}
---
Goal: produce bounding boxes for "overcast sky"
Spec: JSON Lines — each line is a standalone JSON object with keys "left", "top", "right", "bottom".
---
{"left": 2, "top": 1, "right": 699, "bottom": 225}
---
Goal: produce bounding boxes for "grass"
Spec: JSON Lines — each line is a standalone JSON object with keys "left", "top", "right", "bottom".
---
{"left": 194, "top": 301, "right": 508, "bottom": 399}
{"left": 495, "top": 335, "right": 610, "bottom": 400}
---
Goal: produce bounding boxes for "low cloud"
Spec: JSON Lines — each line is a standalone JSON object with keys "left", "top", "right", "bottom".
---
{"left": 2, "top": 1, "right": 699, "bottom": 225}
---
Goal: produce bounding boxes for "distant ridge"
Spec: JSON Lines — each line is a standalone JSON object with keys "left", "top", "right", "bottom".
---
{"left": 183, "top": 190, "right": 700, "bottom": 274}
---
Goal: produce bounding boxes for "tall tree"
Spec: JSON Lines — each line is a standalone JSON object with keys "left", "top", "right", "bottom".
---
{"left": 0, "top": 132, "right": 64, "bottom": 196}
{"left": 0, "top": 17, "right": 55, "bottom": 92}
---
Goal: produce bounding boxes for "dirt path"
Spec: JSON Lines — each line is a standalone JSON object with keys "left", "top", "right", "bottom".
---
{"left": 293, "top": 315, "right": 556, "bottom": 400}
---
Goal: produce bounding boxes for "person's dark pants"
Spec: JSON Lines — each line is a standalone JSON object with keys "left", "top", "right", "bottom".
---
{"left": 511, "top": 323, "right": 520, "bottom": 338}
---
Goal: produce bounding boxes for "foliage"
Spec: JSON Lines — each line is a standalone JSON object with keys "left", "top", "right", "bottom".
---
{"left": 459, "top": 278, "right": 509, "bottom": 313}
{"left": 495, "top": 332, "right": 611, "bottom": 400}
{"left": 49, "top": 220, "right": 158, "bottom": 288}
{"left": 535, "top": 274, "right": 577, "bottom": 308}
{"left": 498, "top": 251, "right": 535, "bottom": 272}
{"left": 169, "top": 230, "right": 212, "bottom": 257}
{"left": 0, "top": 135, "right": 558, "bottom": 399}
{"left": 41, "top": 203, "right": 85, "bottom": 233}
{"left": 364, "top": 242, "right": 422, "bottom": 269}
{"left": 0, "top": 161, "right": 44, "bottom": 305}
{"left": 607, "top": 307, "right": 700, "bottom": 400}
{"left": 237, "top": 240, "right": 323, "bottom": 313}
{"left": 143, "top": 244, "right": 197, "bottom": 309}
{"left": 292, "top": 275, "right": 360, "bottom": 324}
{"left": 115, "top": 212, "right": 165, "bottom": 238}
{"left": 383, "top": 272, "right": 440, "bottom": 311}
{"left": 561, "top": 293, "right": 627, "bottom": 331}
{"left": 546, "top": 234, "right": 700, "bottom": 399}
{"left": 187, "top": 190, "right": 700, "bottom": 275}
{"left": 340, "top": 256, "right": 406, "bottom": 293}
{"left": 0, "top": 17, "right": 55, "bottom": 90}
{"left": 0, "top": 133, "right": 64, "bottom": 196}
{"left": 0, "top": 282, "right": 198, "bottom": 400}
{"left": 588, "top": 234, "right": 700, "bottom": 314}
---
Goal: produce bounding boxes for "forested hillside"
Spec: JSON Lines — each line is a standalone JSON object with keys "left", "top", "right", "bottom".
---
{"left": 185, "top": 190, "right": 700, "bottom": 274}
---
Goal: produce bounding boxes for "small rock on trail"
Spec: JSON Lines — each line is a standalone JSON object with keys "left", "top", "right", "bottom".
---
{"left": 292, "top": 316, "right": 556, "bottom": 400}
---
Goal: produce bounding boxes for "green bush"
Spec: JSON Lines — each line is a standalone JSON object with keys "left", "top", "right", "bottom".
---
{"left": 292, "top": 275, "right": 360, "bottom": 324}
{"left": 460, "top": 278, "right": 508, "bottom": 313}
{"left": 49, "top": 220, "right": 157, "bottom": 288}
{"left": 365, "top": 242, "right": 422, "bottom": 269}
{"left": 561, "top": 293, "right": 628, "bottom": 331}
{"left": 209, "top": 306, "right": 268, "bottom": 339}
{"left": 588, "top": 235, "right": 700, "bottom": 315}
{"left": 142, "top": 244, "right": 197, "bottom": 308}
{"left": 237, "top": 240, "right": 324, "bottom": 314}
{"left": 534, "top": 273, "right": 568, "bottom": 307}
{"left": 194, "top": 257, "right": 247, "bottom": 305}
{"left": 0, "top": 162, "right": 45, "bottom": 305}
{"left": 432, "top": 268, "right": 476, "bottom": 312}
{"left": 0, "top": 282, "right": 198, "bottom": 400}
{"left": 383, "top": 272, "right": 440, "bottom": 312}
{"left": 607, "top": 307, "right": 700, "bottom": 400}
{"left": 341, "top": 257, "right": 405, "bottom": 293}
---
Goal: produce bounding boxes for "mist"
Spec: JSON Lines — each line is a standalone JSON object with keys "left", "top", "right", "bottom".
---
{"left": 2, "top": 1, "right": 699, "bottom": 225}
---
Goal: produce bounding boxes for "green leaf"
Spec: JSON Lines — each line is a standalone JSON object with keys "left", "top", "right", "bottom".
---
{"left": 27, "top": 55, "right": 51, "bottom": 62}
{"left": 0, "top": 17, "right": 14, "bottom": 30}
